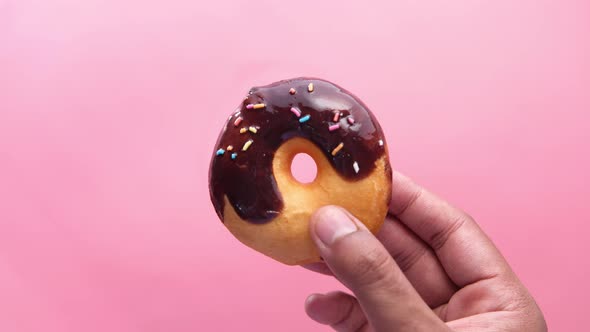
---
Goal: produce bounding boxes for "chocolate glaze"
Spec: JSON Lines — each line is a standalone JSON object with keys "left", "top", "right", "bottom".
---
{"left": 209, "top": 78, "right": 389, "bottom": 224}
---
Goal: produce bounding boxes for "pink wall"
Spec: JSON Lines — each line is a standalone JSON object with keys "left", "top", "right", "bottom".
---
{"left": 1, "top": 0, "right": 588, "bottom": 331}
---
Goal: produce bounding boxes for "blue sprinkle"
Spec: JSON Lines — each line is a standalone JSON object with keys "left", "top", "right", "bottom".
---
{"left": 299, "top": 114, "right": 311, "bottom": 123}
{"left": 216, "top": 149, "right": 225, "bottom": 156}
{"left": 231, "top": 153, "right": 238, "bottom": 160}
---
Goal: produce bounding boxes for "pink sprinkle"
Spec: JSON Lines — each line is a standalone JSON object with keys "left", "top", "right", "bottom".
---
{"left": 348, "top": 117, "right": 355, "bottom": 125}
{"left": 329, "top": 124, "right": 340, "bottom": 131}
{"left": 290, "top": 107, "right": 301, "bottom": 117}
{"left": 234, "top": 117, "right": 243, "bottom": 127}
{"left": 246, "top": 104, "right": 254, "bottom": 109}
{"left": 333, "top": 112, "right": 340, "bottom": 122}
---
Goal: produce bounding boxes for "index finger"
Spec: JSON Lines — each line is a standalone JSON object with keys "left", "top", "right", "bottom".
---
{"left": 389, "top": 171, "right": 511, "bottom": 286}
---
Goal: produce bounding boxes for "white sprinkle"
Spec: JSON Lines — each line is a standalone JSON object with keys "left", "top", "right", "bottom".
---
{"left": 353, "top": 162, "right": 360, "bottom": 174}
{"left": 378, "top": 140, "right": 384, "bottom": 146}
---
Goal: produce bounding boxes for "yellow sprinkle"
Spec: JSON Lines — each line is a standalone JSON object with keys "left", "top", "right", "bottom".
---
{"left": 331, "top": 142, "right": 344, "bottom": 156}
{"left": 308, "top": 83, "right": 314, "bottom": 92}
{"left": 249, "top": 126, "right": 258, "bottom": 134}
{"left": 227, "top": 145, "right": 234, "bottom": 151}
{"left": 253, "top": 103, "right": 266, "bottom": 109}
{"left": 240, "top": 127, "right": 247, "bottom": 134}
{"left": 242, "top": 139, "right": 253, "bottom": 151}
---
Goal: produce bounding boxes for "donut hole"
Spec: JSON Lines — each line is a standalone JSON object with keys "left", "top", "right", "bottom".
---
{"left": 290, "top": 153, "right": 318, "bottom": 184}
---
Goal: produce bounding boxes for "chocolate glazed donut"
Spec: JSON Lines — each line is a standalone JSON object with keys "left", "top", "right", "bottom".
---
{"left": 209, "top": 78, "right": 392, "bottom": 265}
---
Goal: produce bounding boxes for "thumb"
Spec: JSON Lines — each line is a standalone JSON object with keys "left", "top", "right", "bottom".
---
{"left": 310, "top": 206, "right": 448, "bottom": 331}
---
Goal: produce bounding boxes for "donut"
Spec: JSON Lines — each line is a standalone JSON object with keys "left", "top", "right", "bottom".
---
{"left": 209, "top": 78, "right": 392, "bottom": 265}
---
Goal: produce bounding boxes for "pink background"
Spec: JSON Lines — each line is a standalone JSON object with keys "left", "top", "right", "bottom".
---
{"left": 1, "top": 0, "right": 589, "bottom": 331}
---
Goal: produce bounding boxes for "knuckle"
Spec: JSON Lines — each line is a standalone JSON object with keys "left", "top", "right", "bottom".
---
{"left": 396, "top": 186, "right": 423, "bottom": 217}
{"left": 463, "top": 212, "right": 476, "bottom": 223}
{"left": 350, "top": 245, "right": 393, "bottom": 288}
{"left": 429, "top": 213, "right": 468, "bottom": 251}
{"left": 393, "top": 246, "right": 427, "bottom": 272}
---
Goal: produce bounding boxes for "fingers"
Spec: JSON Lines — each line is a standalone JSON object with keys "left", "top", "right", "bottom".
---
{"left": 446, "top": 311, "right": 547, "bottom": 332}
{"left": 304, "top": 216, "right": 458, "bottom": 308}
{"left": 389, "top": 171, "right": 511, "bottom": 286}
{"left": 378, "top": 216, "right": 457, "bottom": 307}
{"left": 309, "top": 206, "right": 448, "bottom": 331}
{"left": 305, "top": 292, "right": 370, "bottom": 332}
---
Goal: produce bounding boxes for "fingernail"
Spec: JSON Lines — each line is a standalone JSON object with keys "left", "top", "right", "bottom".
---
{"left": 305, "top": 294, "right": 318, "bottom": 308}
{"left": 313, "top": 207, "right": 358, "bottom": 246}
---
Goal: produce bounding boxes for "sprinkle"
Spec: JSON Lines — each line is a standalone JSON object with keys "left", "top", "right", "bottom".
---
{"left": 253, "top": 103, "right": 266, "bottom": 110}
{"left": 240, "top": 127, "right": 247, "bottom": 134}
{"left": 227, "top": 145, "right": 234, "bottom": 151}
{"left": 216, "top": 149, "right": 225, "bottom": 156}
{"left": 290, "top": 107, "right": 301, "bottom": 117}
{"left": 353, "top": 161, "right": 360, "bottom": 174}
{"left": 231, "top": 153, "right": 238, "bottom": 160}
{"left": 234, "top": 117, "right": 243, "bottom": 127}
{"left": 246, "top": 104, "right": 254, "bottom": 109}
{"left": 378, "top": 140, "right": 384, "bottom": 147}
{"left": 333, "top": 112, "right": 340, "bottom": 122}
{"left": 308, "top": 83, "right": 314, "bottom": 92}
{"left": 329, "top": 124, "right": 341, "bottom": 131}
{"left": 299, "top": 114, "right": 311, "bottom": 123}
{"left": 242, "top": 139, "right": 254, "bottom": 151}
{"left": 249, "top": 126, "right": 258, "bottom": 134}
{"left": 289, "top": 88, "right": 296, "bottom": 95}
{"left": 348, "top": 117, "right": 355, "bottom": 125}
{"left": 331, "top": 142, "right": 344, "bottom": 156}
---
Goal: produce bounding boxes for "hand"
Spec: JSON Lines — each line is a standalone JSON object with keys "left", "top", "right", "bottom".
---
{"left": 304, "top": 171, "right": 547, "bottom": 332}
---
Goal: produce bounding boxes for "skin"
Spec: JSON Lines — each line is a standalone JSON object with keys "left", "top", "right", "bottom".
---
{"left": 303, "top": 171, "right": 547, "bottom": 332}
